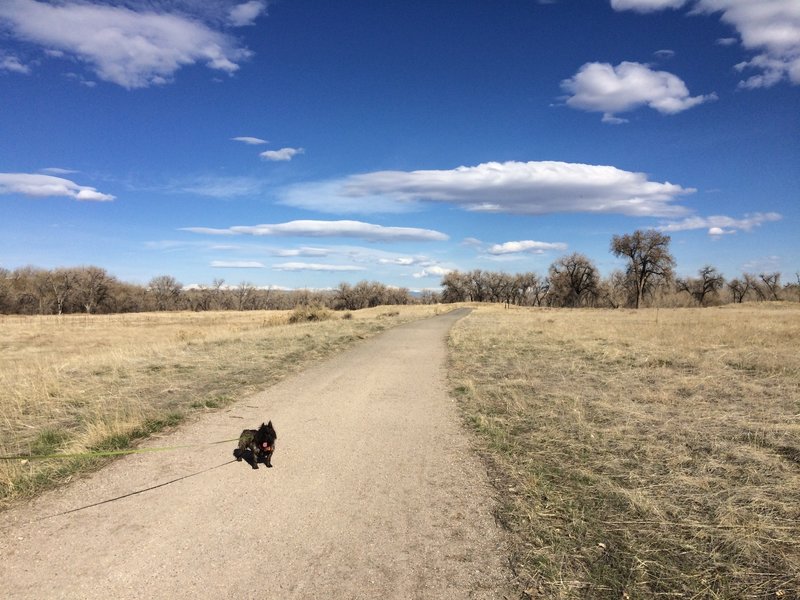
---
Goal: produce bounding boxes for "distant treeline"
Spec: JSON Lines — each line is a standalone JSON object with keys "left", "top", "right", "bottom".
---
{"left": 0, "top": 266, "right": 430, "bottom": 315}
{"left": 1, "top": 230, "right": 798, "bottom": 315}
{"left": 442, "top": 230, "right": 799, "bottom": 308}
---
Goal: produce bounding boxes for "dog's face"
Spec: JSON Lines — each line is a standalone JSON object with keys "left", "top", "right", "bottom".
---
{"left": 257, "top": 421, "right": 277, "bottom": 452}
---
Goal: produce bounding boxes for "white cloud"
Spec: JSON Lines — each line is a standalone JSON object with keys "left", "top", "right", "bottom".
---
{"left": 378, "top": 257, "right": 424, "bottom": 266}
{"left": 231, "top": 136, "right": 268, "bottom": 145}
{"left": 610, "top": 0, "right": 687, "bottom": 11}
{"left": 412, "top": 266, "right": 453, "bottom": 279}
{"left": 561, "top": 61, "right": 717, "bottom": 121}
{"left": 0, "top": 0, "right": 252, "bottom": 89}
{"left": 260, "top": 147, "right": 304, "bottom": 161}
{"left": 210, "top": 260, "right": 266, "bottom": 268}
{"left": 182, "top": 220, "right": 450, "bottom": 242}
{"left": 40, "top": 167, "right": 78, "bottom": 175}
{"left": 612, "top": 0, "right": 800, "bottom": 88}
{"left": 697, "top": 0, "right": 800, "bottom": 87}
{"left": 654, "top": 49, "right": 676, "bottom": 59}
{"left": 0, "top": 172, "right": 115, "bottom": 201}
{"left": 282, "top": 161, "right": 695, "bottom": 218}
{"left": 273, "top": 262, "right": 367, "bottom": 272}
{"left": 274, "top": 247, "right": 330, "bottom": 257}
{"left": 228, "top": 1, "right": 266, "bottom": 27}
{"left": 488, "top": 240, "right": 569, "bottom": 255}
{"left": 0, "top": 53, "right": 30, "bottom": 74}
{"left": 708, "top": 226, "right": 736, "bottom": 237}
{"left": 658, "top": 212, "right": 782, "bottom": 233}
{"left": 175, "top": 175, "right": 264, "bottom": 198}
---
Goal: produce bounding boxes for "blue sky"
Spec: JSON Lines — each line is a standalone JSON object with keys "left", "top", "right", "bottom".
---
{"left": 1, "top": 0, "right": 798, "bottom": 291}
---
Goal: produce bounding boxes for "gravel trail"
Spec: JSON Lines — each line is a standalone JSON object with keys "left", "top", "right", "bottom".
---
{"left": 0, "top": 308, "right": 513, "bottom": 599}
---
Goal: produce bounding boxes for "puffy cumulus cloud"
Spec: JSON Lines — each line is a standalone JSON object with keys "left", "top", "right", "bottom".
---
{"left": 273, "top": 262, "right": 366, "bottom": 272}
{"left": 182, "top": 220, "right": 449, "bottom": 242}
{"left": 658, "top": 212, "right": 782, "bottom": 233}
{"left": 610, "top": 0, "right": 687, "bottom": 11}
{"left": 0, "top": 0, "right": 252, "bottom": 89}
{"left": 488, "top": 240, "right": 569, "bottom": 255}
{"left": 282, "top": 161, "right": 695, "bottom": 218}
{"left": 612, "top": 0, "right": 800, "bottom": 88}
{"left": 210, "top": 260, "right": 265, "bottom": 268}
{"left": 260, "top": 147, "right": 304, "bottom": 161}
{"left": 561, "top": 61, "right": 716, "bottom": 122}
{"left": 0, "top": 172, "right": 115, "bottom": 201}
{"left": 412, "top": 266, "right": 453, "bottom": 279}
{"left": 228, "top": 1, "right": 266, "bottom": 27}
{"left": 231, "top": 136, "right": 268, "bottom": 145}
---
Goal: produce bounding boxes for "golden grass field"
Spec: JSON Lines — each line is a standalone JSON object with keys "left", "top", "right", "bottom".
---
{"left": 448, "top": 303, "right": 800, "bottom": 599}
{"left": 3, "top": 302, "right": 799, "bottom": 598}
{"left": 0, "top": 305, "right": 446, "bottom": 505}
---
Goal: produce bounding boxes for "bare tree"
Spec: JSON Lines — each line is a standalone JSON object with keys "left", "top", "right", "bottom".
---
{"left": 148, "top": 275, "right": 183, "bottom": 311}
{"left": 610, "top": 230, "right": 675, "bottom": 308}
{"left": 676, "top": 266, "right": 725, "bottom": 306}
{"left": 727, "top": 277, "right": 751, "bottom": 304}
{"left": 759, "top": 272, "right": 781, "bottom": 301}
{"left": 74, "top": 266, "right": 112, "bottom": 314}
{"left": 441, "top": 271, "right": 469, "bottom": 303}
{"left": 548, "top": 253, "right": 600, "bottom": 308}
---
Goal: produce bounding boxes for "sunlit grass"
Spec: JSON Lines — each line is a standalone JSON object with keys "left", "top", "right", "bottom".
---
{"left": 448, "top": 303, "right": 800, "bottom": 599}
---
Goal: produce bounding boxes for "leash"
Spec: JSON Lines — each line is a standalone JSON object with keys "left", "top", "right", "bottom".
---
{"left": 15, "top": 459, "right": 238, "bottom": 525}
{"left": 0, "top": 438, "right": 239, "bottom": 462}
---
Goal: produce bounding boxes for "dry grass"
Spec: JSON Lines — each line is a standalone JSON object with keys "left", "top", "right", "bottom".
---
{"left": 0, "top": 305, "right": 447, "bottom": 506}
{"left": 448, "top": 303, "right": 800, "bottom": 599}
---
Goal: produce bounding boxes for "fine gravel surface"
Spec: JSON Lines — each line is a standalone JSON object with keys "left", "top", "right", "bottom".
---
{"left": 0, "top": 308, "right": 515, "bottom": 599}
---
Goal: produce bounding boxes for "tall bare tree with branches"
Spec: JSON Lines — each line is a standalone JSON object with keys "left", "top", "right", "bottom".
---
{"left": 610, "top": 229, "right": 675, "bottom": 308}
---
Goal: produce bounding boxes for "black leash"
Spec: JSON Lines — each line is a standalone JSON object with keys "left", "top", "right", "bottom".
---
{"left": 26, "top": 459, "right": 237, "bottom": 524}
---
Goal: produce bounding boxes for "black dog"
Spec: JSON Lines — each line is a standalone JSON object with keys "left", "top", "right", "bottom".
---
{"left": 233, "top": 421, "right": 277, "bottom": 469}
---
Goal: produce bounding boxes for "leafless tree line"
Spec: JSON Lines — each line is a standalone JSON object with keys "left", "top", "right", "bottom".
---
{"left": 0, "top": 266, "right": 420, "bottom": 315}
{"left": 441, "top": 230, "right": 798, "bottom": 309}
{"left": 1, "top": 230, "right": 797, "bottom": 314}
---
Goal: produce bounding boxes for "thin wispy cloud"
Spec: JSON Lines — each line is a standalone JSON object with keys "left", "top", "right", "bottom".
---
{"left": 0, "top": 0, "right": 253, "bottom": 89}
{"left": 281, "top": 161, "right": 695, "bottom": 217}
{"left": 273, "top": 262, "right": 367, "bottom": 272}
{"left": 174, "top": 175, "right": 264, "bottom": 198}
{"left": 260, "top": 147, "right": 304, "bottom": 161}
{"left": 610, "top": 0, "right": 687, "bottom": 12}
{"left": 231, "top": 136, "right": 268, "bottom": 145}
{"left": 182, "top": 220, "right": 450, "bottom": 242}
{"left": 561, "top": 61, "right": 717, "bottom": 123}
{"left": 210, "top": 260, "right": 266, "bottom": 268}
{"left": 488, "top": 240, "right": 569, "bottom": 255}
{"left": 0, "top": 52, "right": 30, "bottom": 74}
{"left": 274, "top": 247, "right": 330, "bottom": 257}
{"left": 657, "top": 212, "right": 782, "bottom": 234}
{"left": 40, "top": 167, "right": 78, "bottom": 175}
{"left": 0, "top": 172, "right": 114, "bottom": 201}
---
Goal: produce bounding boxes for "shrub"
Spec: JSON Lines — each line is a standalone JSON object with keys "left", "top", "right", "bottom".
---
{"left": 288, "top": 304, "right": 333, "bottom": 324}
